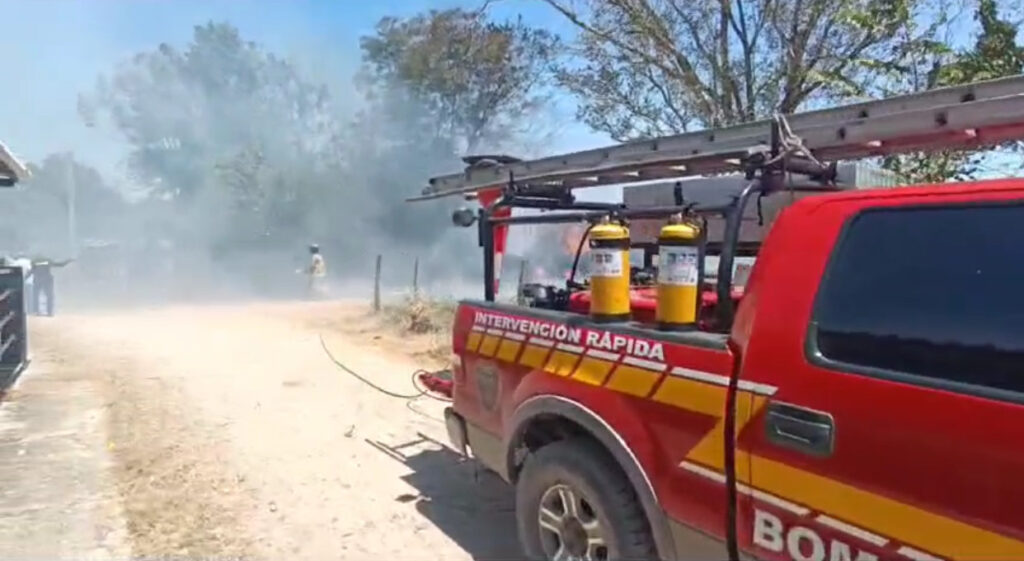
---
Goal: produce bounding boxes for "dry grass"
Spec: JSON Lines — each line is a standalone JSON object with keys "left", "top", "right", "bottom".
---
{"left": 278, "top": 298, "right": 456, "bottom": 366}
{"left": 100, "top": 357, "right": 258, "bottom": 558}
{"left": 379, "top": 293, "right": 457, "bottom": 363}
{"left": 381, "top": 292, "right": 457, "bottom": 334}
{"left": 23, "top": 322, "right": 259, "bottom": 559}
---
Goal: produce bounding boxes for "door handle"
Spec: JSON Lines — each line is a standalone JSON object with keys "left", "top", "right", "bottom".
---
{"left": 764, "top": 402, "right": 835, "bottom": 457}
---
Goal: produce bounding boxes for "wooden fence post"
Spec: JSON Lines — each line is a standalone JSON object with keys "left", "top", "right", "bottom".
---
{"left": 413, "top": 257, "right": 419, "bottom": 296}
{"left": 373, "top": 254, "right": 382, "bottom": 312}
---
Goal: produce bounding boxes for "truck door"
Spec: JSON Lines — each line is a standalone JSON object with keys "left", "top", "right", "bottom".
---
{"left": 739, "top": 197, "right": 1024, "bottom": 561}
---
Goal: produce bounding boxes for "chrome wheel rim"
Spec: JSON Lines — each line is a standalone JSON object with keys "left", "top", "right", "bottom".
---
{"left": 537, "top": 483, "right": 609, "bottom": 561}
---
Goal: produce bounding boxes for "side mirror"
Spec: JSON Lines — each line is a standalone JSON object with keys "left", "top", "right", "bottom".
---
{"left": 452, "top": 207, "right": 477, "bottom": 228}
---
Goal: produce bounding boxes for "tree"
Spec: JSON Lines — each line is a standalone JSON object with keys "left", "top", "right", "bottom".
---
{"left": 78, "top": 22, "right": 352, "bottom": 255}
{"left": 81, "top": 24, "right": 339, "bottom": 203}
{"left": 873, "top": 0, "right": 1024, "bottom": 182}
{"left": 942, "top": 0, "right": 1024, "bottom": 83}
{"left": 0, "top": 154, "right": 127, "bottom": 253}
{"left": 547, "top": 0, "right": 1024, "bottom": 183}
{"left": 346, "top": 8, "right": 561, "bottom": 268}
{"left": 545, "top": 0, "right": 928, "bottom": 140}
{"left": 358, "top": 8, "right": 561, "bottom": 153}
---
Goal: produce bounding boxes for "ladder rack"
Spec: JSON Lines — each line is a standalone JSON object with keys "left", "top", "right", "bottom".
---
{"left": 413, "top": 74, "right": 1024, "bottom": 201}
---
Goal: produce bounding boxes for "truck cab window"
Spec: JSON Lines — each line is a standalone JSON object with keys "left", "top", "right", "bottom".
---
{"left": 811, "top": 203, "right": 1024, "bottom": 397}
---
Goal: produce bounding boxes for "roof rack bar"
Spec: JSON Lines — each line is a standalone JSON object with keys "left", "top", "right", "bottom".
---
{"left": 488, "top": 203, "right": 733, "bottom": 227}
{"left": 414, "top": 74, "right": 1024, "bottom": 201}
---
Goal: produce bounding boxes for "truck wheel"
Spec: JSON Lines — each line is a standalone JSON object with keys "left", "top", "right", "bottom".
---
{"left": 516, "top": 438, "right": 657, "bottom": 561}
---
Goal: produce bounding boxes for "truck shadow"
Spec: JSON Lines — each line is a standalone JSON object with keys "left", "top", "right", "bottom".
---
{"left": 365, "top": 434, "right": 524, "bottom": 561}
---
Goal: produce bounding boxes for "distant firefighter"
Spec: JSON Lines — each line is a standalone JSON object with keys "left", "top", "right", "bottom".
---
{"left": 306, "top": 244, "right": 327, "bottom": 300}
{"left": 29, "top": 257, "right": 74, "bottom": 316}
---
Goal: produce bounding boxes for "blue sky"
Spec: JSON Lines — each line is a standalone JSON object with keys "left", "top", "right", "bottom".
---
{"left": 0, "top": 0, "right": 1003, "bottom": 189}
{"left": 0, "top": 0, "right": 608, "bottom": 181}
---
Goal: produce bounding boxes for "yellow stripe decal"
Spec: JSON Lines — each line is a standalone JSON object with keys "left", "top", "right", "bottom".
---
{"left": 752, "top": 456, "right": 1024, "bottom": 559}
{"left": 650, "top": 375, "right": 725, "bottom": 417}
{"left": 605, "top": 364, "right": 662, "bottom": 397}
{"left": 544, "top": 350, "right": 580, "bottom": 377}
{"left": 518, "top": 344, "right": 551, "bottom": 369}
{"left": 465, "top": 331, "right": 482, "bottom": 353}
{"left": 477, "top": 334, "right": 500, "bottom": 357}
{"left": 675, "top": 384, "right": 1024, "bottom": 560}
{"left": 571, "top": 357, "right": 615, "bottom": 386}
{"left": 496, "top": 339, "right": 523, "bottom": 363}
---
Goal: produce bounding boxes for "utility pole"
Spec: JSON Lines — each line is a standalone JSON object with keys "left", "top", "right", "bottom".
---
{"left": 65, "top": 151, "right": 77, "bottom": 256}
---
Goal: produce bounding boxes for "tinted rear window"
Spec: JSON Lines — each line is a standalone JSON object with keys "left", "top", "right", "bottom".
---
{"left": 813, "top": 202, "right": 1024, "bottom": 395}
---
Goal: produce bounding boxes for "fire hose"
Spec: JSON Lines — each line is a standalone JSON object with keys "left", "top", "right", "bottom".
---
{"left": 318, "top": 333, "right": 453, "bottom": 401}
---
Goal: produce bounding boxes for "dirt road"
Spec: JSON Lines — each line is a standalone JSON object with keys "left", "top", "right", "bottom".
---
{"left": 4, "top": 301, "right": 521, "bottom": 560}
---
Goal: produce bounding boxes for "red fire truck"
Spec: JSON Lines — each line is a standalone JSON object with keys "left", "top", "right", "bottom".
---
{"left": 411, "top": 76, "right": 1024, "bottom": 561}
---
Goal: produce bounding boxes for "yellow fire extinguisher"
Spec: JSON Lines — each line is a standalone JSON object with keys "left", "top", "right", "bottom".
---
{"left": 588, "top": 217, "right": 631, "bottom": 322}
{"left": 656, "top": 214, "right": 702, "bottom": 329}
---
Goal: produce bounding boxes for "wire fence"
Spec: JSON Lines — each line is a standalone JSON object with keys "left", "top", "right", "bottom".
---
{"left": 367, "top": 252, "right": 529, "bottom": 312}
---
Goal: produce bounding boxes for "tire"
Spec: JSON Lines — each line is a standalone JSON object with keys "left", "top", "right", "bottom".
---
{"left": 516, "top": 438, "right": 658, "bottom": 561}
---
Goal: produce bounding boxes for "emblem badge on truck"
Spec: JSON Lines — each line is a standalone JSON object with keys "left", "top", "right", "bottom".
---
{"left": 475, "top": 360, "right": 500, "bottom": 411}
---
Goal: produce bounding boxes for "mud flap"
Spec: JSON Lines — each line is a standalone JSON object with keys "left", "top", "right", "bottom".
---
{"left": 444, "top": 406, "right": 468, "bottom": 456}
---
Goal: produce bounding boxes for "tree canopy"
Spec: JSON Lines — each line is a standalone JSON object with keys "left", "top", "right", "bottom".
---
{"left": 38, "top": 4, "right": 1022, "bottom": 275}
{"left": 76, "top": 23, "right": 372, "bottom": 258}
{"left": 348, "top": 8, "right": 561, "bottom": 255}
{"left": 545, "top": 0, "right": 1024, "bottom": 182}
{"left": 0, "top": 154, "right": 127, "bottom": 254}
{"left": 873, "top": 0, "right": 1024, "bottom": 181}
{"left": 82, "top": 23, "right": 338, "bottom": 204}
{"left": 545, "top": 0, "right": 930, "bottom": 138}
{"left": 69, "top": 14, "right": 560, "bottom": 276}
{"left": 358, "top": 8, "right": 560, "bottom": 153}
